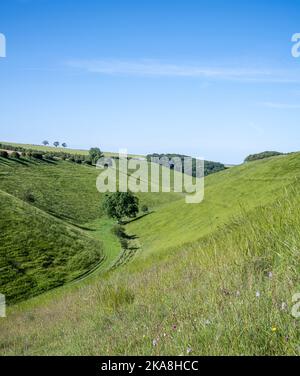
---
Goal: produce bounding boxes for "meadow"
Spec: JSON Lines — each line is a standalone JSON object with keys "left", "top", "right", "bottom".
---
{"left": 0, "top": 148, "right": 300, "bottom": 355}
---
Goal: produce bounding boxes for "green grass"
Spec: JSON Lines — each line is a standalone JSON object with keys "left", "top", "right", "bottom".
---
{"left": 0, "top": 152, "right": 300, "bottom": 354}
{"left": 127, "top": 153, "right": 300, "bottom": 257}
{"left": 0, "top": 183, "right": 299, "bottom": 355}
{"left": 0, "top": 156, "right": 181, "bottom": 303}
{"left": 0, "top": 190, "right": 104, "bottom": 303}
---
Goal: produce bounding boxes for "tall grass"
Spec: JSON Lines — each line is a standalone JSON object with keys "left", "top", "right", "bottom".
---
{"left": 1, "top": 185, "right": 299, "bottom": 355}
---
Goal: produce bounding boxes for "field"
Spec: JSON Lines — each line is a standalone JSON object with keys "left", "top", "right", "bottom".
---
{"left": 0, "top": 151, "right": 300, "bottom": 354}
{"left": 0, "top": 141, "right": 143, "bottom": 159}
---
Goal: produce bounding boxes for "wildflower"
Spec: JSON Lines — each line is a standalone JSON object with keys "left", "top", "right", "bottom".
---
{"left": 152, "top": 339, "right": 158, "bottom": 347}
{"left": 281, "top": 302, "right": 287, "bottom": 311}
{"left": 187, "top": 346, "right": 192, "bottom": 354}
{"left": 271, "top": 327, "right": 277, "bottom": 332}
{"left": 256, "top": 291, "right": 260, "bottom": 298}
{"left": 236, "top": 290, "right": 241, "bottom": 297}
{"left": 268, "top": 271, "right": 273, "bottom": 279}
{"left": 204, "top": 319, "right": 211, "bottom": 325}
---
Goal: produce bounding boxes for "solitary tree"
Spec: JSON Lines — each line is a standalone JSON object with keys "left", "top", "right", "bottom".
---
{"left": 42, "top": 140, "right": 49, "bottom": 146}
{"left": 53, "top": 141, "right": 59, "bottom": 148}
{"left": 62, "top": 143, "right": 67, "bottom": 148}
{"left": 102, "top": 192, "right": 139, "bottom": 223}
{"left": 89, "top": 147, "right": 104, "bottom": 164}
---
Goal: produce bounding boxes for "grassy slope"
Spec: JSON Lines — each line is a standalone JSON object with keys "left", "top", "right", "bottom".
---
{"left": 0, "top": 190, "right": 104, "bottom": 303}
{"left": 0, "top": 177, "right": 299, "bottom": 355}
{"left": 0, "top": 157, "right": 182, "bottom": 303}
{"left": 0, "top": 153, "right": 300, "bottom": 354}
{"left": 127, "top": 153, "right": 300, "bottom": 257}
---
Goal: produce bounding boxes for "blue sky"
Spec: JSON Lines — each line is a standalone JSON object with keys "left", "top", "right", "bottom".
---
{"left": 0, "top": 0, "right": 300, "bottom": 163}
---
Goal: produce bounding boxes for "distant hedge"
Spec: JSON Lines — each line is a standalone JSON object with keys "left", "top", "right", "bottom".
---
{"left": 0, "top": 150, "right": 8, "bottom": 158}
{"left": 244, "top": 151, "right": 284, "bottom": 163}
{"left": 146, "top": 153, "right": 225, "bottom": 177}
{"left": 0, "top": 143, "right": 91, "bottom": 164}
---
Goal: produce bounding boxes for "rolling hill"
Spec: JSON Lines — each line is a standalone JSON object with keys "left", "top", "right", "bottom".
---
{"left": 0, "top": 151, "right": 300, "bottom": 355}
{"left": 0, "top": 156, "right": 182, "bottom": 303}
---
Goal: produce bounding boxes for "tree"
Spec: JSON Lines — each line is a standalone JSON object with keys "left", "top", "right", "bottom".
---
{"left": 102, "top": 192, "right": 139, "bottom": 223}
{"left": 32, "top": 152, "right": 43, "bottom": 160}
{"left": 11, "top": 151, "right": 20, "bottom": 159}
{"left": 244, "top": 151, "right": 283, "bottom": 163}
{"left": 53, "top": 141, "right": 59, "bottom": 147}
{"left": 0, "top": 151, "right": 8, "bottom": 158}
{"left": 89, "top": 147, "right": 104, "bottom": 164}
{"left": 42, "top": 140, "right": 49, "bottom": 146}
{"left": 62, "top": 143, "right": 67, "bottom": 148}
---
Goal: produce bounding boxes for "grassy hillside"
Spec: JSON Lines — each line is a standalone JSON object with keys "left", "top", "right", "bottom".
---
{"left": 0, "top": 190, "right": 104, "bottom": 303}
{"left": 0, "top": 179, "right": 299, "bottom": 355}
{"left": 0, "top": 152, "right": 300, "bottom": 354}
{"left": 128, "top": 153, "right": 300, "bottom": 257}
{"left": 0, "top": 156, "right": 182, "bottom": 303}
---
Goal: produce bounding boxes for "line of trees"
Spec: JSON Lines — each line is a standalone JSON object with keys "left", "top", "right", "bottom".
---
{"left": 146, "top": 153, "right": 226, "bottom": 177}
{"left": 42, "top": 140, "right": 67, "bottom": 148}
{"left": 244, "top": 151, "right": 284, "bottom": 162}
{"left": 0, "top": 143, "right": 109, "bottom": 166}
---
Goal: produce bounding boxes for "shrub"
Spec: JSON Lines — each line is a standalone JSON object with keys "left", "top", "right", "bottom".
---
{"left": 44, "top": 153, "right": 55, "bottom": 160}
{"left": 89, "top": 147, "right": 104, "bottom": 164}
{"left": 0, "top": 150, "right": 9, "bottom": 158}
{"left": 82, "top": 159, "right": 92, "bottom": 165}
{"left": 32, "top": 152, "right": 43, "bottom": 160}
{"left": 102, "top": 192, "right": 139, "bottom": 222}
{"left": 120, "top": 237, "right": 129, "bottom": 250}
{"left": 141, "top": 205, "right": 149, "bottom": 213}
{"left": 244, "top": 151, "right": 283, "bottom": 162}
{"left": 23, "top": 191, "right": 35, "bottom": 203}
{"left": 11, "top": 151, "right": 20, "bottom": 159}
{"left": 111, "top": 224, "right": 126, "bottom": 238}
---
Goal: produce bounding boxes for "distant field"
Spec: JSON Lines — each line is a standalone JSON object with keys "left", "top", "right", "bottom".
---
{"left": 0, "top": 141, "right": 143, "bottom": 158}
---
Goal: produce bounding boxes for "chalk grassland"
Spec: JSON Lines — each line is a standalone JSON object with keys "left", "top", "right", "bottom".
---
{"left": 0, "top": 182, "right": 299, "bottom": 355}
{"left": 127, "top": 153, "right": 300, "bottom": 256}
{"left": 0, "top": 152, "right": 299, "bottom": 354}
{"left": 0, "top": 157, "right": 182, "bottom": 303}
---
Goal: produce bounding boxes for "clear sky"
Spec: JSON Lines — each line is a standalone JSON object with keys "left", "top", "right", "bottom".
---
{"left": 1, "top": 0, "right": 300, "bottom": 164}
